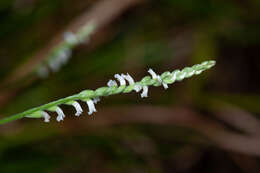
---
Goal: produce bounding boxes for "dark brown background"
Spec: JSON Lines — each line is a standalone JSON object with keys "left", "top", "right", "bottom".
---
{"left": 0, "top": 0, "right": 260, "bottom": 172}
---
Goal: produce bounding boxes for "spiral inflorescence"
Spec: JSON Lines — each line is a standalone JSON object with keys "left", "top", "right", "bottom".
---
{"left": 0, "top": 60, "right": 215, "bottom": 124}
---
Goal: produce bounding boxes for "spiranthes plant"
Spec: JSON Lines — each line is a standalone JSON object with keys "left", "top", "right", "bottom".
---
{"left": 0, "top": 60, "right": 215, "bottom": 125}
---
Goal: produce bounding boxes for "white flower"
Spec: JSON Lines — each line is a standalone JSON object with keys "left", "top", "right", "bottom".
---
{"left": 64, "top": 32, "right": 78, "bottom": 45}
{"left": 72, "top": 101, "right": 83, "bottom": 116}
{"left": 148, "top": 68, "right": 158, "bottom": 79}
{"left": 148, "top": 68, "right": 168, "bottom": 89}
{"left": 121, "top": 73, "right": 143, "bottom": 93}
{"left": 162, "top": 83, "right": 168, "bottom": 89}
{"left": 134, "top": 84, "right": 142, "bottom": 92}
{"left": 114, "top": 74, "right": 126, "bottom": 86}
{"left": 56, "top": 107, "right": 65, "bottom": 122}
{"left": 107, "top": 80, "right": 118, "bottom": 87}
{"left": 141, "top": 86, "right": 149, "bottom": 98}
{"left": 86, "top": 99, "right": 97, "bottom": 115}
{"left": 42, "top": 111, "right": 50, "bottom": 123}
{"left": 121, "top": 73, "right": 135, "bottom": 85}
{"left": 93, "top": 97, "right": 100, "bottom": 104}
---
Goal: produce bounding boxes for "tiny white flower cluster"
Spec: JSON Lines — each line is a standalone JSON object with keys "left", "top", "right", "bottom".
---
{"left": 107, "top": 73, "right": 146, "bottom": 97}
{"left": 42, "top": 97, "right": 100, "bottom": 123}
{"left": 37, "top": 47, "right": 72, "bottom": 78}
{"left": 148, "top": 69, "right": 168, "bottom": 89}
{"left": 107, "top": 69, "right": 166, "bottom": 98}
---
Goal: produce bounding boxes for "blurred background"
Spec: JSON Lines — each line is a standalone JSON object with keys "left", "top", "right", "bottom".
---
{"left": 0, "top": 0, "right": 260, "bottom": 172}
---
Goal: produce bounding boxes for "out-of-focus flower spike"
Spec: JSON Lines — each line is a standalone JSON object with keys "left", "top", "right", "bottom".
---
{"left": 114, "top": 74, "right": 126, "bottom": 86}
{"left": 141, "top": 86, "right": 149, "bottom": 98}
{"left": 58, "top": 48, "right": 72, "bottom": 65}
{"left": 72, "top": 101, "right": 83, "bottom": 116}
{"left": 86, "top": 99, "right": 97, "bottom": 115}
{"left": 64, "top": 32, "right": 78, "bottom": 45}
{"left": 56, "top": 107, "right": 65, "bottom": 122}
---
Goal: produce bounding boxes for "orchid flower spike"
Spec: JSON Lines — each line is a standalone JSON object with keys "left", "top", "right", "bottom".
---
{"left": 1, "top": 60, "right": 215, "bottom": 124}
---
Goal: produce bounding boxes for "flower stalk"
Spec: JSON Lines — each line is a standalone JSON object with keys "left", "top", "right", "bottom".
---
{"left": 0, "top": 60, "right": 215, "bottom": 125}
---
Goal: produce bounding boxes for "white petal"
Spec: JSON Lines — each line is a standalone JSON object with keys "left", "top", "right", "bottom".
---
{"left": 72, "top": 101, "right": 83, "bottom": 116}
{"left": 122, "top": 73, "right": 135, "bottom": 85}
{"left": 42, "top": 111, "right": 50, "bottom": 123}
{"left": 141, "top": 86, "right": 149, "bottom": 98}
{"left": 93, "top": 97, "right": 100, "bottom": 104}
{"left": 56, "top": 107, "right": 65, "bottom": 122}
{"left": 162, "top": 83, "right": 168, "bottom": 89}
{"left": 157, "top": 76, "right": 162, "bottom": 83}
{"left": 148, "top": 68, "right": 167, "bottom": 88}
{"left": 148, "top": 68, "right": 162, "bottom": 82}
{"left": 107, "top": 80, "right": 118, "bottom": 87}
{"left": 148, "top": 68, "right": 157, "bottom": 79}
{"left": 114, "top": 74, "right": 126, "bottom": 86}
{"left": 86, "top": 99, "right": 97, "bottom": 115}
